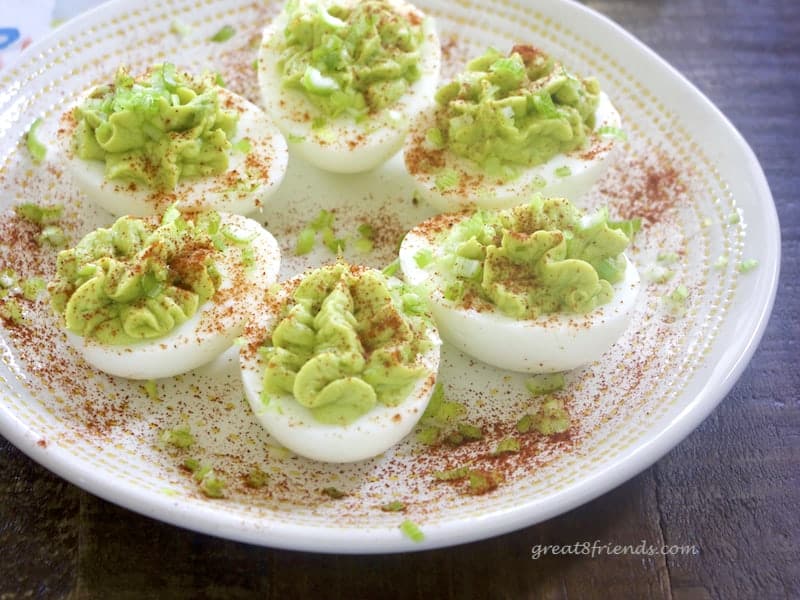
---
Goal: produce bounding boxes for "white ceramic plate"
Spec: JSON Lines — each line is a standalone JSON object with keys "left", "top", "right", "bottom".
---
{"left": 0, "top": 0, "right": 779, "bottom": 552}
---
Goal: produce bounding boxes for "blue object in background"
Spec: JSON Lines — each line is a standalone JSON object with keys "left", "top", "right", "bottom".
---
{"left": 0, "top": 28, "right": 21, "bottom": 50}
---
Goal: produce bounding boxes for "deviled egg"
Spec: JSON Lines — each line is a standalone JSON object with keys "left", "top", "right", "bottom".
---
{"left": 257, "top": 0, "right": 441, "bottom": 173}
{"left": 398, "top": 197, "right": 640, "bottom": 373}
{"left": 48, "top": 207, "right": 281, "bottom": 379}
{"left": 59, "top": 63, "right": 288, "bottom": 216}
{"left": 239, "top": 263, "right": 441, "bottom": 462}
{"left": 404, "top": 46, "right": 623, "bottom": 211}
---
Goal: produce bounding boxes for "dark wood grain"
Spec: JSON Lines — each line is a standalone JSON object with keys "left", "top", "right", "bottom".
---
{"left": 1, "top": 0, "right": 798, "bottom": 598}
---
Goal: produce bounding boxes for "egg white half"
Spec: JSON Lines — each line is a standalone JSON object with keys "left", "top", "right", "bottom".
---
{"left": 239, "top": 273, "right": 442, "bottom": 463}
{"left": 404, "top": 91, "right": 622, "bottom": 212}
{"left": 398, "top": 213, "right": 640, "bottom": 373}
{"left": 59, "top": 88, "right": 288, "bottom": 217}
{"left": 257, "top": 0, "right": 441, "bottom": 173}
{"left": 65, "top": 213, "right": 281, "bottom": 380}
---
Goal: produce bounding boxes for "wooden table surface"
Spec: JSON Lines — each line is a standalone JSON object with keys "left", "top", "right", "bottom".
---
{"left": 1, "top": 0, "right": 798, "bottom": 598}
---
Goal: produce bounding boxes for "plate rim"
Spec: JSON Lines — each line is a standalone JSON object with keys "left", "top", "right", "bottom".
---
{"left": 0, "top": 0, "right": 781, "bottom": 553}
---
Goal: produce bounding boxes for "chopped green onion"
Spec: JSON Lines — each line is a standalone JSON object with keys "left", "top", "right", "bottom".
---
{"left": 525, "top": 372, "right": 565, "bottom": 396}
{"left": 657, "top": 252, "right": 680, "bottom": 264}
{"left": 14, "top": 203, "right": 62, "bottom": 225}
{"left": 608, "top": 217, "right": 641, "bottom": 240}
{"left": 531, "top": 175, "right": 547, "bottom": 189}
{"left": 21, "top": 277, "right": 46, "bottom": 301}
{"left": 434, "top": 169, "right": 460, "bottom": 191}
{"left": 321, "top": 227, "right": 345, "bottom": 253}
{"left": 644, "top": 264, "right": 674, "bottom": 283}
{"left": 142, "top": 379, "right": 159, "bottom": 401}
{"left": 399, "top": 519, "right": 424, "bottom": 542}
{"left": 433, "top": 466, "right": 470, "bottom": 481}
{"left": 738, "top": 259, "right": 758, "bottom": 273}
{"left": 232, "top": 138, "right": 252, "bottom": 154}
{"left": 727, "top": 212, "right": 741, "bottom": 225}
{"left": 161, "top": 204, "right": 182, "bottom": 225}
{"left": 554, "top": 165, "right": 571, "bottom": 178}
{"left": 182, "top": 457, "right": 201, "bottom": 472}
{"left": 160, "top": 425, "right": 194, "bottom": 448}
{"left": 421, "top": 382, "right": 444, "bottom": 421}
{"left": 222, "top": 224, "right": 257, "bottom": 244}
{"left": 668, "top": 285, "right": 688, "bottom": 302}
{"left": 433, "top": 400, "right": 466, "bottom": 424}
{"left": 425, "top": 127, "right": 444, "bottom": 148}
{"left": 240, "top": 245, "right": 255, "bottom": 270}
{"left": 662, "top": 284, "right": 689, "bottom": 315}
{"left": 443, "top": 281, "right": 464, "bottom": 302}
{"left": 380, "top": 501, "right": 406, "bottom": 512}
{"left": 26, "top": 118, "right": 47, "bottom": 164}
{"left": 532, "top": 92, "right": 558, "bottom": 118}
{"left": 301, "top": 66, "right": 339, "bottom": 95}
{"left": 413, "top": 248, "right": 433, "bottom": 268}
{"left": 38, "top": 225, "right": 67, "bottom": 247}
{"left": 713, "top": 255, "right": 728, "bottom": 270}
{"left": 246, "top": 468, "right": 270, "bottom": 489}
{"left": 597, "top": 125, "right": 628, "bottom": 140}
{"left": 321, "top": 486, "right": 347, "bottom": 499}
{"left": 310, "top": 209, "right": 334, "bottom": 231}
{"left": 401, "top": 292, "right": 426, "bottom": 316}
{"left": 452, "top": 256, "right": 481, "bottom": 279}
{"left": 382, "top": 259, "right": 400, "bottom": 277}
{"left": 295, "top": 227, "right": 316, "bottom": 255}
{"left": 492, "top": 438, "right": 521, "bottom": 456}
{"left": 516, "top": 414, "right": 534, "bottom": 434}
{"left": 532, "top": 397, "right": 570, "bottom": 435}
{"left": 357, "top": 223, "right": 374, "bottom": 239}
{"left": 456, "top": 422, "right": 483, "bottom": 441}
{"left": 354, "top": 237, "right": 373, "bottom": 254}
{"left": 198, "top": 470, "right": 226, "bottom": 498}
{"left": 468, "top": 470, "right": 501, "bottom": 495}
{"left": 0, "top": 299, "right": 24, "bottom": 324}
{"left": 415, "top": 425, "right": 440, "bottom": 445}
{"left": 209, "top": 24, "right": 235, "bottom": 42}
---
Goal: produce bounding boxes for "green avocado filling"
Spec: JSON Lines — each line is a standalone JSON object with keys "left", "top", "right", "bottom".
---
{"left": 429, "top": 46, "right": 600, "bottom": 180}
{"left": 277, "top": 0, "right": 425, "bottom": 120}
{"left": 259, "top": 263, "right": 432, "bottom": 425}
{"left": 430, "top": 197, "right": 631, "bottom": 319}
{"left": 73, "top": 63, "right": 238, "bottom": 190}
{"left": 48, "top": 209, "right": 225, "bottom": 345}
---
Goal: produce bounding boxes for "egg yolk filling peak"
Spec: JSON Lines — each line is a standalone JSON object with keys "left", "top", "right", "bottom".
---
{"left": 428, "top": 197, "right": 633, "bottom": 319}
{"left": 277, "top": 0, "right": 426, "bottom": 120}
{"left": 258, "top": 263, "right": 433, "bottom": 426}
{"left": 48, "top": 209, "right": 246, "bottom": 345}
{"left": 421, "top": 46, "right": 600, "bottom": 181}
{"left": 72, "top": 63, "right": 238, "bottom": 191}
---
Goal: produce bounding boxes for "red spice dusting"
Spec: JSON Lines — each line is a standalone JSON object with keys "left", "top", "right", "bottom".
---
{"left": 600, "top": 150, "right": 689, "bottom": 225}
{"left": 406, "top": 10, "right": 422, "bottom": 26}
{"left": 510, "top": 44, "right": 546, "bottom": 65}
{"left": 404, "top": 129, "right": 446, "bottom": 175}
{"left": 577, "top": 138, "right": 612, "bottom": 161}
